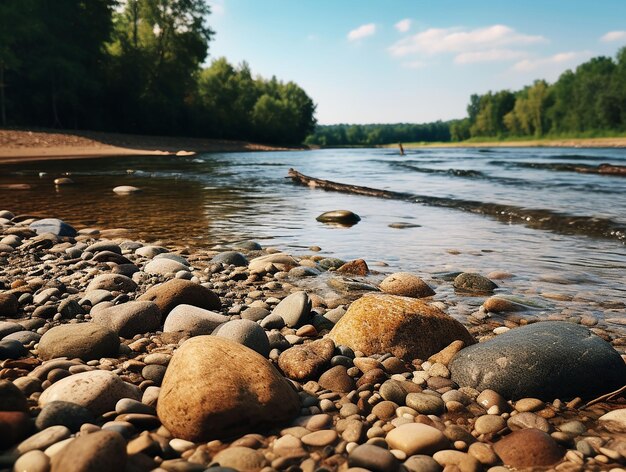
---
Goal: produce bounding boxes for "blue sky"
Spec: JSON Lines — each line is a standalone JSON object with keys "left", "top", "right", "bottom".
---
{"left": 206, "top": 0, "right": 626, "bottom": 125}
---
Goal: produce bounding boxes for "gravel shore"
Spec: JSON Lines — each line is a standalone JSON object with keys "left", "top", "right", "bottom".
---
{"left": 0, "top": 210, "right": 624, "bottom": 472}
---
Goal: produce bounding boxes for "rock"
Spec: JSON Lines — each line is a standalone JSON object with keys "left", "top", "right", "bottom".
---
{"left": 0, "top": 320, "right": 21, "bottom": 337}
{"left": 36, "top": 401, "right": 95, "bottom": 432}
{"left": 0, "top": 292, "right": 18, "bottom": 316}
{"left": 50, "top": 430, "right": 127, "bottom": 472}
{"left": 213, "top": 319, "right": 270, "bottom": 357}
{"left": 453, "top": 273, "right": 497, "bottom": 293}
{"left": 0, "top": 339, "right": 29, "bottom": 359}
{"left": 483, "top": 295, "right": 535, "bottom": 313}
{"left": 337, "top": 259, "right": 369, "bottom": 276}
{"left": 135, "top": 245, "right": 168, "bottom": 258}
{"left": 405, "top": 393, "right": 445, "bottom": 415}
{"left": 16, "top": 425, "right": 71, "bottom": 454}
{"left": 379, "top": 379, "right": 422, "bottom": 404}
{"left": 449, "top": 321, "right": 626, "bottom": 400}
{"left": 318, "top": 258, "right": 345, "bottom": 270}
{"left": 156, "top": 336, "right": 300, "bottom": 441}
{"left": 38, "top": 323, "right": 119, "bottom": 361}
{"left": 85, "top": 241, "right": 122, "bottom": 254}
{"left": 4, "top": 330, "right": 40, "bottom": 345}
{"left": 87, "top": 274, "right": 137, "bottom": 293}
{"left": 210, "top": 447, "right": 268, "bottom": 471}
{"left": 271, "top": 291, "right": 312, "bottom": 328}
{"left": 91, "top": 301, "right": 161, "bottom": 338}
{"left": 428, "top": 340, "right": 465, "bottom": 366}
{"left": 379, "top": 272, "right": 435, "bottom": 298}
{"left": 385, "top": 423, "right": 450, "bottom": 456}
{"left": 278, "top": 338, "right": 335, "bottom": 380}
{"left": 493, "top": 428, "right": 564, "bottom": 468}
{"left": 316, "top": 210, "right": 361, "bottom": 225}
{"left": 348, "top": 444, "right": 399, "bottom": 472}
{"left": 39, "top": 370, "right": 141, "bottom": 416}
{"left": 29, "top": 218, "right": 76, "bottom": 237}
{"left": 0, "top": 411, "right": 31, "bottom": 448}
{"left": 474, "top": 415, "right": 506, "bottom": 434}
{"left": 507, "top": 412, "right": 550, "bottom": 432}
{"left": 248, "top": 253, "right": 298, "bottom": 272}
{"left": 138, "top": 279, "right": 220, "bottom": 320}
{"left": 144, "top": 258, "right": 188, "bottom": 275}
{"left": 241, "top": 307, "right": 270, "bottom": 322}
{"left": 328, "top": 294, "right": 475, "bottom": 361}
{"left": 318, "top": 365, "right": 355, "bottom": 393}
{"left": 403, "top": 455, "right": 442, "bottom": 472}
{"left": 598, "top": 408, "right": 626, "bottom": 433}
{"left": 163, "top": 304, "right": 229, "bottom": 336}
{"left": 211, "top": 251, "right": 248, "bottom": 267}
{"left": 54, "top": 177, "right": 74, "bottom": 185}
{"left": 113, "top": 186, "right": 141, "bottom": 194}
{"left": 0, "top": 379, "right": 28, "bottom": 411}
{"left": 432, "top": 450, "right": 481, "bottom": 472}
{"left": 13, "top": 450, "right": 50, "bottom": 472}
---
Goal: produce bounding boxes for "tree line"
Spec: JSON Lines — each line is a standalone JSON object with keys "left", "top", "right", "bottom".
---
{"left": 304, "top": 122, "right": 451, "bottom": 146}
{"left": 451, "top": 47, "right": 626, "bottom": 141}
{"left": 0, "top": 0, "right": 316, "bottom": 145}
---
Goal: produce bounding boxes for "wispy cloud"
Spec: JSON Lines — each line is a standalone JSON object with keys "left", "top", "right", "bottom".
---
{"left": 348, "top": 23, "right": 376, "bottom": 41}
{"left": 395, "top": 19, "right": 412, "bottom": 33}
{"left": 600, "top": 31, "right": 626, "bottom": 42}
{"left": 402, "top": 60, "right": 426, "bottom": 69}
{"left": 207, "top": 0, "right": 225, "bottom": 16}
{"left": 512, "top": 51, "right": 592, "bottom": 72}
{"left": 454, "top": 49, "right": 528, "bottom": 64}
{"left": 389, "top": 24, "right": 545, "bottom": 57}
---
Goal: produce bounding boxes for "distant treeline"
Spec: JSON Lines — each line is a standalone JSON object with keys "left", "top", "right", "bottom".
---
{"left": 452, "top": 48, "right": 626, "bottom": 141}
{"left": 304, "top": 122, "right": 451, "bottom": 146}
{"left": 0, "top": 1, "right": 316, "bottom": 145}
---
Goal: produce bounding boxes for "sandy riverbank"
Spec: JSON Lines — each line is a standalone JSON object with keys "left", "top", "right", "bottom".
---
{"left": 395, "top": 137, "right": 626, "bottom": 149}
{"left": 0, "top": 129, "right": 295, "bottom": 164}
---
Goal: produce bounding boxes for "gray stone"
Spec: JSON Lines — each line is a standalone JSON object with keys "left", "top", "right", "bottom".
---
{"left": 316, "top": 210, "right": 361, "bottom": 225}
{"left": 163, "top": 304, "right": 229, "bottom": 336}
{"left": 0, "top": 321, "right": 22, "bottom": 338}
{"left": 450, "top": 321, "right": 626, "bottom": 400}
{"left": 36, "top": 401, "right": 95, "bottom": 432}
{"left": 0, "top": 339, "right": 28, "bottom": 359}
{"left": 30, "top": 218, "right": 76, "bottom": 237}
{"left": 85, "top": 241, "right": 122, "bottom": 254}
{"left": 240, "top": 307, "right": 270, "bottom": 322}
{"left": 91, "top": 301, "right": 161, "bottom": 338}
{"left": 318, "top": 258, "right": 345, "bottom": 270}
{"left": 453, "top": 273, "right": 497, "bottom": 293}
{"left": 271, "top": 291, "right": 312, "bottom": 328}
{"left": 348, "top": 444, "right": 399, "bottom": 472}
{"left": 135, "top": 245, "right": 168, "bottom": 258}
{"left": 4, "top": 330, "right": 40, "bottom": 345}
{"left": 210, "top": 251, "right": 248, "bottom": 267}
{"left": 213, "top": 319, "right": 270, "bottom": 357}
{"left": 144, "top": 258, "right": 188, "bottom": 275}
{"left": 38, "top": 323, "right": 119, "bottom": 361}
{"left": 154, "top": 253, "right": 190, "bottom": 266}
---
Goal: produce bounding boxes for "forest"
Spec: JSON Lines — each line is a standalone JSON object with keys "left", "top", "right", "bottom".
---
{"left": 0, "top": 0, "right": 316, "bottom": 145}
{"left": 306, "top": 48, "right": 626, "bottom": 146}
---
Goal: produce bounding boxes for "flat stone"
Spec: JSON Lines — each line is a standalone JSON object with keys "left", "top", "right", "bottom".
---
{"left": 210, "top": 447, "right": 268, "bottom": 471}
{"left": 453, "top": 273, "right": 497, "bottom": 293}
{"left": 405, "top": 393, "right": 445, "bottom": 415}
{"left": 163, "top": 304, "right": 229, "bottom": 336}
{"left": 91, "top": 301, "right": 161, "bottom": 338}
{"left": 271, "top": 291, "right": 312, "bottom": 328}
{"left": 248, "top": 253, "right": 298, "bottom": 272}
{"left": 278, "top": 338, "right": 335, "bottom": 381}
{"left": 38, "top": 323, "right": 119, "bottom": 361}
{"left": 87, "top": 274, "right": 137, "bottom": 293}
{"left": 316, "top": 210, "right": 361, "bottom": 225}
{"left": 144, "top": 258, "right": 188, "bottom": 275}
{"left": 493, "top": 428, "right": 564, "bottom": 468}
{"left": 450, "top": 321, "right": 626, "bottom": 400}
{"left": 113, "top": 186, "right": 141, "bottom": 194}
{"left": 17, "top": 425, "right": 71, "bottom": 454}
{"left": 30, "top": 219, "right": 76, "bottom": 237}
{"left": 515, "top": 398, "right": 544, "bottom": 412}
{"left": 135, "top": 245, "right": 168, "bottom": 258}
{"left": 386, "top": 423, "right": 449, "bottom": 456}
{"left": 213, "top": 319, "right": 270, "bottom": 357}
{"left": 301, "top": 429, "right": 338, "bottom": 447}
{"left": 36, "top": 401, "right": 95, "bottom": 432}
{"left": 403, "top": 455, "right": 442, "bottom": 472}
{"left": 39, "top": 370, "right": 141, "bottom": 416}
{"left": 474, "top": 415, "right": 506, "bottom": 434}
{"left": 210, "top": 251, "right": 248, "bottom": 267}
{"left": 50, "top": 430, "right": 127, "bottom": 472}
{"left": 329, "top": 294, "right": 475, "bottom": 361}
{"left": 380, "top": 272, "right": 435, "bottom": 298}
{"left": 348, "top": 444, "right": 399, "bottom": 472}
{"left": 157, "top": 336, "right": 300, "bottom": 441}
{"left": 598, "top": 408, "right": 626, "bottom": 433}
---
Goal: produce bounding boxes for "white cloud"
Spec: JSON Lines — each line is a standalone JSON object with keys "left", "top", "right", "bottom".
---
{"left": 348, "top": 23, "right": 376, "bottom": 41}
{"left": 207, "top": 0, "right": 225, "bottom": 16}
{"left": 512, "top": 51, "right": 593, "bottom": 72}
{"left": 601, "top": 31, "right": 626, "bottom": 42}
{"left": 454, "top": 49, "right": 528, "bottom": 64}
{"left": 389, "top": 24, "right": 545, "bottom": 57}
{"left": 395, "top": 19, "right": 412, "bottom": 33}
{"left": 402, "top": 60, "right": 426, "bottom": 69}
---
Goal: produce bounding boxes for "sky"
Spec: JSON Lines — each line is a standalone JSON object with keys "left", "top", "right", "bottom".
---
{"left": 206, "top": 0, "right": 626, "bottom": 125}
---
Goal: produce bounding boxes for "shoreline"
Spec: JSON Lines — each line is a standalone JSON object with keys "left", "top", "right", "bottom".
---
{"left": 0, "top": 209, "right": 624, "bottom": 470}
{"left": 391, "top": 137, "right": 626, "bottom": 149}
{"left": 0, "top": 128, "right": 299, "bottom": 164}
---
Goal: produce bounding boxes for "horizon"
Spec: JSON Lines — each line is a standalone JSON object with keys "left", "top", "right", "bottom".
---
{"left": 207, "top": 0, "right": 626, "bottom": 125}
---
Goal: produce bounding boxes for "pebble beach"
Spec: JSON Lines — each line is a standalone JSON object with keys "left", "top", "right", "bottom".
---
{"left": 0, "top": 207, "right": 625, "bottom": 472}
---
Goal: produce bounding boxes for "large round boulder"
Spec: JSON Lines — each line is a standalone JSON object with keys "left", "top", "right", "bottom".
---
{"left": 38, "top": 323, "right": 119, "bottom": 361}
{"left": 328, "top": 294, "right": 475, "bottom": 361}
{"left": 138, "top": 279, "right": 220, "bottom": 321}
{"left": 157, "top": 336, "right": 300, "bottom": 441}
{"left": 379, "top": 272, "right": 435, "bottom": 298}
{"left": 449, "top": 321, "right": 626, "bottom": 400}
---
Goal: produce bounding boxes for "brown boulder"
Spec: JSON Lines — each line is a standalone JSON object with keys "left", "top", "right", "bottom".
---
{"left": 337, "top": 259, "right": 369, "bottom": 276}
{"left": 157, "top": 336, "right": 300, "bottom": 441}
{"left": 328, "top": 294, "right": 475, "bottom": 361}
{"left": 38, "top": 323, "right": 119, "bottom": 361}
{"left": 139, "top": 279, "right": 220, "bottom": 320}
{"left": 379, "top": 272, "right": 435, "bottom": 298}
{"left": 493, "top": 428, "right": 564, "bottom": 468}
{"left": 0, "top": 292, "right": 18, "bottom": 317}
{"left": 278, "top": 338, "right": 335, "bottom": 381}
{"left": 51, "top": 430, "right": 127, "bottom": 472}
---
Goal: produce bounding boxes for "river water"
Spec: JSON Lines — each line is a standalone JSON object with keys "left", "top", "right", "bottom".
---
{"left": 1, "top": 147, "right": 625, "bottom": 331}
